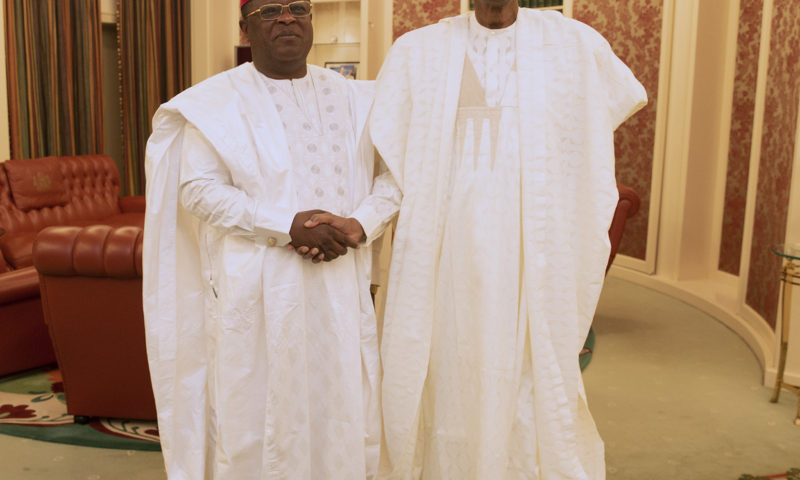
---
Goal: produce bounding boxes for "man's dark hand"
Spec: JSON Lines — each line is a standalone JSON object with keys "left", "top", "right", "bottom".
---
{"left": 304, "top": 213, "right": 365, "bottom": 246}
{"left": 289, "top": 210, "right": 359, "bottom": 262}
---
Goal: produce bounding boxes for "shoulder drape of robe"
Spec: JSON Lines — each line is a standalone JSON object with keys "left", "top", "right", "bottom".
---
{"left": 143, "top": 63, "right": 379, "bottom": 479}
{"left": 370, "top": 10, "right": 646, "bottom": 479}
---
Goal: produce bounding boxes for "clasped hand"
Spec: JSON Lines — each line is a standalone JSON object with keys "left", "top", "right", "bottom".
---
{"left": 288, "top": 210, "right": 365, "bottom": 263}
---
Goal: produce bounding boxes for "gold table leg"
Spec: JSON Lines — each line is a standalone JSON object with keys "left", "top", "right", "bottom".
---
{"left": 770, "top": 342, "right": 788, "bottom": 403}
{"left": 770, "top": 260, "right": 800, "bottom": 425}
{"left": 784, "top": 383, "right": 800, "bottom": 425}
{"left": 796, "top": 393, "right": 800, "bottom": 426}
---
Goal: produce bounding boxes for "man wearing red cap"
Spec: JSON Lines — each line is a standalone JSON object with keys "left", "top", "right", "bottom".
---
{"left": 142, "top": 1, "right": 382, "bottom": 478}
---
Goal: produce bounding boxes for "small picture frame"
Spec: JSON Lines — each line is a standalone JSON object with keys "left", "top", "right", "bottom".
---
{"left": 325, "top": 62, "right": 359, "bottom": 80}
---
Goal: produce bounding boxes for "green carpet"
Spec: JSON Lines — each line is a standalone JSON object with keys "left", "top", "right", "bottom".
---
{"left": 0, "top": 367, "right": 160, "bottom": 451}
{"left": 739, "top": 469, "right": 800, "bottom": 479}
{"left": 580, "top": 327, "right": 595, "bottom": 371}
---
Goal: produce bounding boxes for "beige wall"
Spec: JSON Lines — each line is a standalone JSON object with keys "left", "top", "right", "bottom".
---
{"left": 191, "top": 0, "right": 241, "bottom": 84}
{"left": 100, "top": 0, "right": 115, "bottom": 23}
{"left": 365, "top": 0, "right": 392, "bottom": 79}
{"left": 0, "top": 5, "right": 10, "bottom": 162}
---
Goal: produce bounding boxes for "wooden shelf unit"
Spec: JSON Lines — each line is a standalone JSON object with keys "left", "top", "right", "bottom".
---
{"left": 306, "top": 0, "right": 390, "bottom": 80}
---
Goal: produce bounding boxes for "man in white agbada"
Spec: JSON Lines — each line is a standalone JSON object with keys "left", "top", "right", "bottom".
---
{"left": 141, "top": 0, "right": 382, "bottom": 478}
{"left": 307, "top": 0, "right": 647, "bottom": 478}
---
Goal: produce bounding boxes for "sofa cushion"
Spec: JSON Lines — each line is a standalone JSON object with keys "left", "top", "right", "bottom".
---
{"left": 103, "top": 213, "right": 145, "bottom": 229}
{"left": 0, "top": 212, "right": 144, "bottom": 271}
{"left": 4, "top": 157, "right": 71, "bottom": 211}
{"left": 0, "top": 231, "right": 37, "bottom": 269}
{"left": 34, "top": 225, "right": 143, "bottom": 279}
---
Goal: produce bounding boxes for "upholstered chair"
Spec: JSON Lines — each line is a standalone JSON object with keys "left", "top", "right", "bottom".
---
{"left": 33, "top": 225, "right": 156, "bottom": 422}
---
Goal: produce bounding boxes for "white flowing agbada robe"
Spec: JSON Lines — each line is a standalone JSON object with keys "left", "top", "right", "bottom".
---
{"left": 356, "top": 10, "right": 647, "bottom": 480}
{"left": 143, "top": 62, "right": 381, "bottom": 480}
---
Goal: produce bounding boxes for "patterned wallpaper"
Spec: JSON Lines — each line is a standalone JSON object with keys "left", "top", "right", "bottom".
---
{"left": 719, "top": 0, "right": 763, "bottom": 275}
{"left": 746, "top": 0, "right": 800, "bottom": 328}
{"left": 393, "top": 0, "right": 461, "bottom": 40}
{"left": 573, "top": 0, "right": 663, "bottom": 261}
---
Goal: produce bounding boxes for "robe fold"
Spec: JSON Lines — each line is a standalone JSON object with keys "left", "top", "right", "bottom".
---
{"left": 143, "top": 63, "right": 381, "bottom": 479}
{"left": 368, "top": 10, "right": 647, "bottom": 479}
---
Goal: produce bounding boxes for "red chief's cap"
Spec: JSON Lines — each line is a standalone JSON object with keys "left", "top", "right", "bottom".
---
{"left": 241, "top": 0, "right": 249, "bottom": 7}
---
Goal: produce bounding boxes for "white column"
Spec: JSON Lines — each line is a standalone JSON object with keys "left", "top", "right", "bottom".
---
{"left": 653, "top": 0, "right": 699, "bottom": 280}
{"left": 0, "top": 5, "right": 11, "bottom": 162}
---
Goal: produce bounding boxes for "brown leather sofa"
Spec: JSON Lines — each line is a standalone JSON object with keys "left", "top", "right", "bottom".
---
{"left": 0, "top": 155, "right": 145, "bottom": 377}
{"left": 33, "top": 225, "right": 156, "bottom": 421}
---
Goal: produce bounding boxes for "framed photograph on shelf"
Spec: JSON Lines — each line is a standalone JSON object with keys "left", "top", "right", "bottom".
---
{"left": 325, "top": 62, "right": 359, "bottom": 80}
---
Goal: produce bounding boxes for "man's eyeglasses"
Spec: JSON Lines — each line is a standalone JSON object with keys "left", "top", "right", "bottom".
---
{"left": 245, "top": 1, "right": 312, "bottom": 21}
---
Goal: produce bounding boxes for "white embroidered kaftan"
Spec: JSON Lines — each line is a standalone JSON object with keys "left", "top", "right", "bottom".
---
{"left": 143, "top": 63, "right": 381, "bottom": 480}
{"left": 359, "top": 10, "right": 647, "bottom": 479}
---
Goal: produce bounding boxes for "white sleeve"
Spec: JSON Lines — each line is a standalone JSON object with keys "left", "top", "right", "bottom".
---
{"left": 350, "top": 39, "right": 413, "bottom": 246}
{"left": 178, "top": 122, "right": 293, "bottom": 245}
{"left": 595, "top": 37, "right": 648, "bottom": 130}
{"left": 350, "top": 155, "right": 402, "bottom": 245}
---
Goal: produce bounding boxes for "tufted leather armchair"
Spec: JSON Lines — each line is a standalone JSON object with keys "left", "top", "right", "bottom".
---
{"left": 33, "top": 225, "right": 156, "bottom": 421}
{"left": 0, "top": 155, "right": 145, "bottom": 377}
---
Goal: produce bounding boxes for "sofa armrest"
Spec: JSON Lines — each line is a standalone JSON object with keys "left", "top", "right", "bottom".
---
{"left": 118, "top": 195, "right": 146, "bottom": 214}
{"left": 0, "top": 266, "right": 40, "bottom": 304}
{"left": 607, "top": 183, "right": 641, "bottom": 272}
{"left": 616, "top": 183, "right": 641, "bottom": 219}
{"left": 34, "top": 225, "right": 143, "bottom": 279}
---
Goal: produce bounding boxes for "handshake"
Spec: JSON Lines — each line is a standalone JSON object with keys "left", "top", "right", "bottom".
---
{"left": 287, "top": 209, "right": 365, "bottom": 263}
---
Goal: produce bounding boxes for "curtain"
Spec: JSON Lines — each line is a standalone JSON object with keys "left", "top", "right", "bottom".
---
{"left": 118, "top": 0, "right": 190, "bottom": 196}
{"left": 4, "top": 0, "right": 103, "bottom": 159}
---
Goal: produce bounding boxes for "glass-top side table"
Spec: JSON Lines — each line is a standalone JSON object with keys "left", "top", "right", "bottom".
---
{"left": 770, "top": 244, "right": 800, "bottom": 425}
